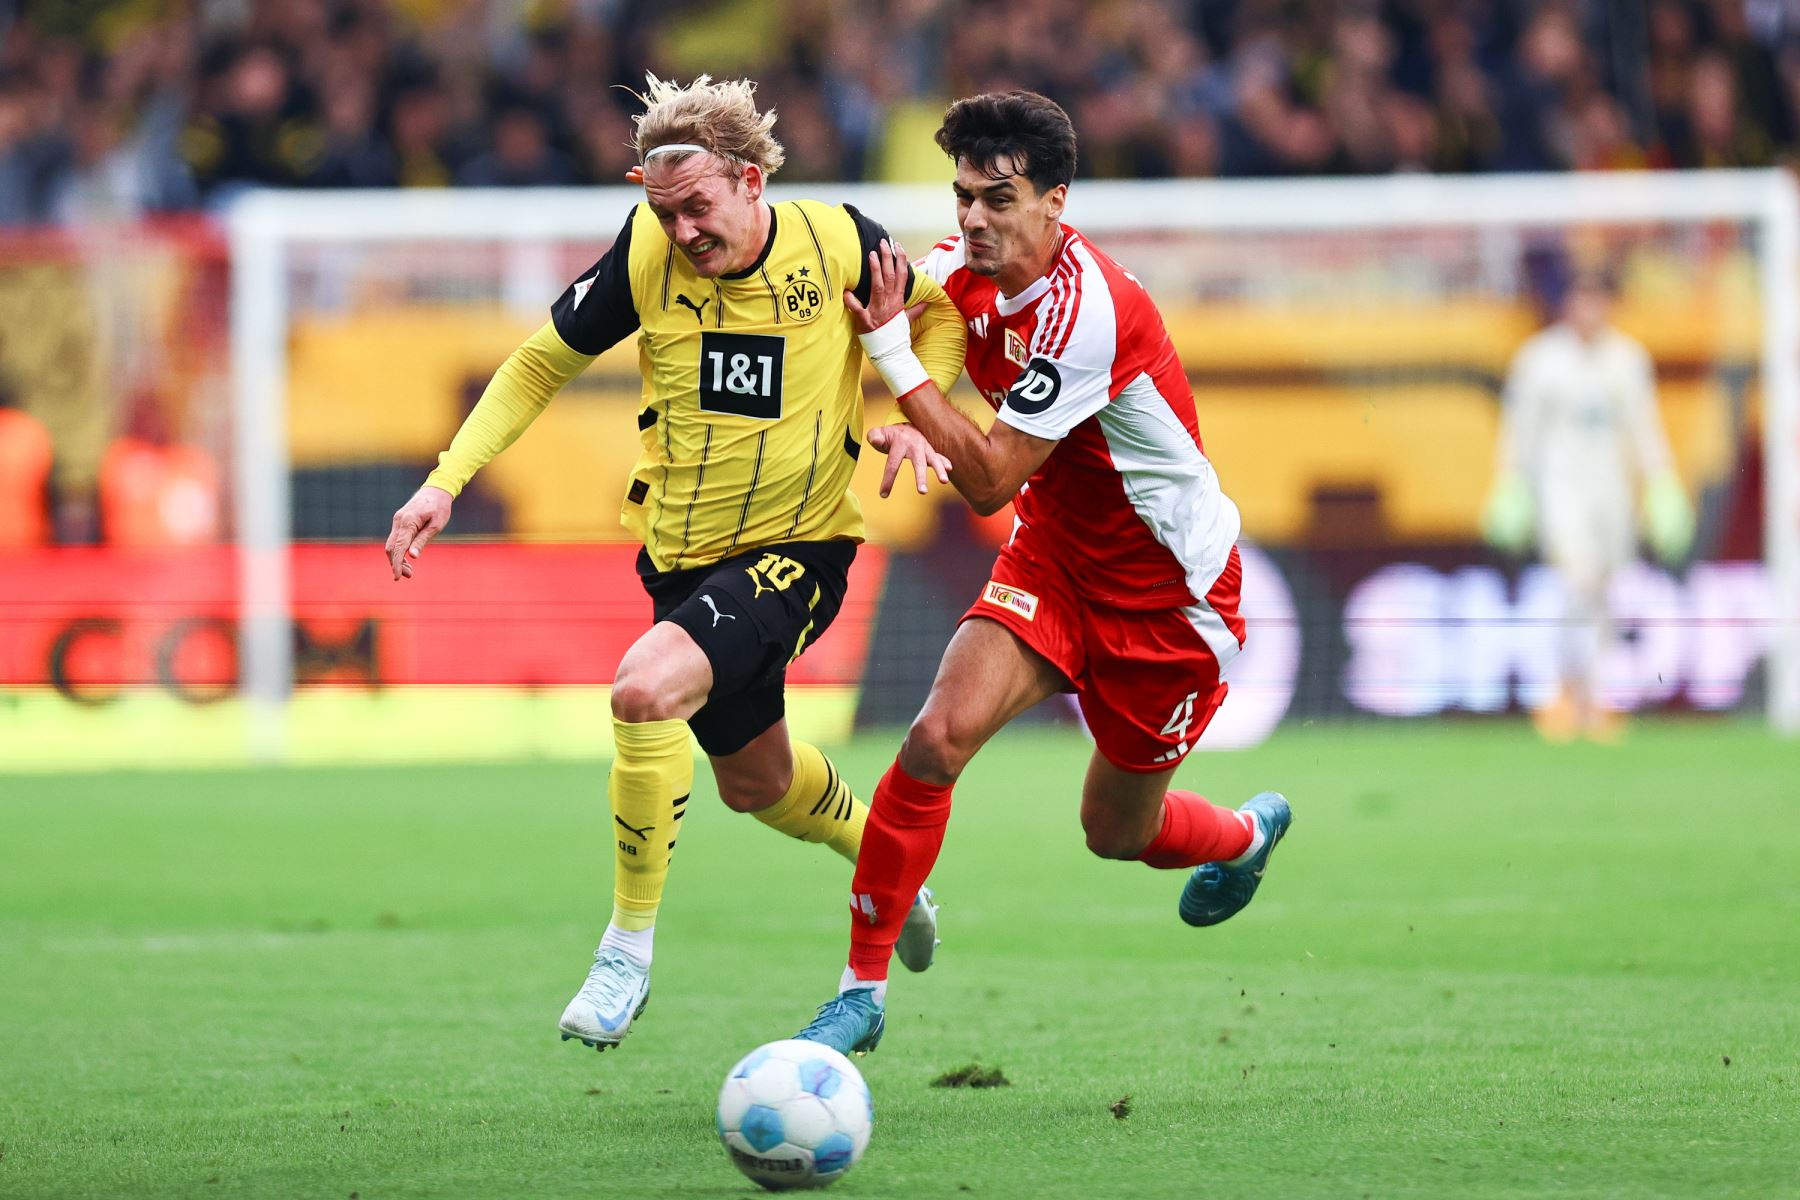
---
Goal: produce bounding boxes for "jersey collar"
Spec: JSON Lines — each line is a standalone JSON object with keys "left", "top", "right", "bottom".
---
{"left": 994, "top": 272, "right": 1053, "bottom": 317}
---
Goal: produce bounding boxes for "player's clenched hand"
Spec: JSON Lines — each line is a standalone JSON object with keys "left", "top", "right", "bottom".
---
{"left": 868, "top": 423, "right": 951, "bottom": 497}
{"left": 385, "top": 485, "right": 453, "bottom": 580}
{"left": 844, "top": 239, "right": 909, "bottom": 333}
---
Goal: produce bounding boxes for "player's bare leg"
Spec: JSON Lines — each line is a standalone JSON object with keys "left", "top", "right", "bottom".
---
{"left": 899, "top": 617, "right": 1069, "bottom": 783}
{"left": 1075, "top": 755, "right": 1179, "bottom": 860}
{"left": 709, "top": 720, "right": 799, "bottom": 814}
{"left": 1075, "top": 749, "right": 1292, "bottom": 928}
{"left": 796, "top": 618, "right": 1065, "bottom": 1054}
{"left": 715, "top": 721, "right": 942, "bottom": 972}
{"left": 560, "top": 622, "right": 709, "bottom": 1051}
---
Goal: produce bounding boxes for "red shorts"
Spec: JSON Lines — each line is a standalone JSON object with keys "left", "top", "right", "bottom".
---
{"left": 961, "top": 531, "right": 1246, "bottom": 772}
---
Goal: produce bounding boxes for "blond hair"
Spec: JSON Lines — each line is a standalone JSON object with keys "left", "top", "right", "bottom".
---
{"left": 631, "top": 73, "right": 786, "bottom": 176}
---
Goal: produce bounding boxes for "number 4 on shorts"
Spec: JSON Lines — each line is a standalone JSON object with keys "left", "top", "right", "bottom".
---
{"left": 1154, "top": 691, "right": 1200, "bottom": 764}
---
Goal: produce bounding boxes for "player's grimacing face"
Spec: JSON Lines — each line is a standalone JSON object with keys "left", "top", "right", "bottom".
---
{"left": 953, "top": 155, "right": 1064, "bottom": 279}
{"left": 643, "top": 154, "right": 763, "bottom": 278}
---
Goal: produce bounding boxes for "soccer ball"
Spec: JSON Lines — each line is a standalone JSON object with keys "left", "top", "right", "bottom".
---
{"left": 716, "top": 1039, "right": 872, "bottom": 1190}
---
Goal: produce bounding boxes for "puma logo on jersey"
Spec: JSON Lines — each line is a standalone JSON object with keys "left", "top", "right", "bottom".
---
{"left": 571, "top": 276, "right": 595, "bottom": 309}
{"left": 675, "top": 293, "right": 711, "bottom": 324}
{"left": 981, "top": 580, "right": 1039, "bottom": 620}
{"left": 699, "top": 595, "right": 736, "bottom": 627}
{"left": 614, "top": 815, "right": 652, "bottom": 841}
{"left": 968, "top": 313, "right": 990, "bottom": 339}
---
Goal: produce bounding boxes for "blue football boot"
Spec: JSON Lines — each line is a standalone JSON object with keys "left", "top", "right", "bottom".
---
{"left": 1178, "top": 791, "right": 1292, "bottom": 927}
{"left": 794, "top": 988, "right": 886, "bottom": 1056}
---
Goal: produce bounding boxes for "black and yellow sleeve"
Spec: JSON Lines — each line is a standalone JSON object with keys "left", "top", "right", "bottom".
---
{"left": 551, "top": 208, "right": 641, "bottom": 355}
{"left": 843, "top": 203, "right": 916, "bottom": 308}
{"left": 841, "top": 203, "right": 965, "bottom": 393}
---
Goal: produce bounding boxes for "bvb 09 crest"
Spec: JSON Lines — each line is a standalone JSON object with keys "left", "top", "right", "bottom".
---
{"left": 780, "top": 271, "right": 824, "bottom": 322}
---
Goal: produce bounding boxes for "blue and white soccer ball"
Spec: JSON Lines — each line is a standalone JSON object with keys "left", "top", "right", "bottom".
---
{"left": 716, "top": 1039, "right": 873, "bottom": 1190}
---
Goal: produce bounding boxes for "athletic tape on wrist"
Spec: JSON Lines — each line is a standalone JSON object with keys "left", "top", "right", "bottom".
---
{"left": 858, "top": 312, "right": 929, "bottom": 398}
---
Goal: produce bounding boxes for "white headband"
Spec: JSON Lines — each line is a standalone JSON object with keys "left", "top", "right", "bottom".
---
{"left": 643, "top": 143, "right": 720, "bottom": 161}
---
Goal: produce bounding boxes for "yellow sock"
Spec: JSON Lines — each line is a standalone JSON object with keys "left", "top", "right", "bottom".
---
{"left": 608, "top": 717, "right": 693, "bottom": 932}
{"left": 751, "top": 740, "right": 867, "bottom": 864}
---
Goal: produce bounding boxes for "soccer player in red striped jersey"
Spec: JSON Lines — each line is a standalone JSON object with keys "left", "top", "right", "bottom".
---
{"left": 794, "top": 91, "right": 1295, "bottom": 1055}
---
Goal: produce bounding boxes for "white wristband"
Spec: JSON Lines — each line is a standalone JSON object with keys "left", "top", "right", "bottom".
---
{"left": 858, "top": 311, "right": 930, "bottom": 398}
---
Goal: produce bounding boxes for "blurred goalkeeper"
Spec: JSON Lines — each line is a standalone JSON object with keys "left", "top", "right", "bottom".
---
{"left": 384, "top": 74, "right": 964, "bottom": 1052}
{"left": 1482, "top": 268, "right": 1694, "bottom": 742}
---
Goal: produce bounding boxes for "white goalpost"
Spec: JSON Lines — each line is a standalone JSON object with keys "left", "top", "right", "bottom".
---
{"left": 229, "top": 169, "right": 1800, "bottom": 753}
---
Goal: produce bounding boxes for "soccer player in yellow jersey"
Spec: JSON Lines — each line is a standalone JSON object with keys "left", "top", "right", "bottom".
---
{"left": 382, "top": 75, "right": 966, "bottom": 1052}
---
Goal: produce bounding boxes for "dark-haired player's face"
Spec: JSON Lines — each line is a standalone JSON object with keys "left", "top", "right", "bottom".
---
{"left": 643, "top": 153, "right": 765, "bottom": 278}
{"left": 953, "top": 155, "right": 1065, "bottom": 285}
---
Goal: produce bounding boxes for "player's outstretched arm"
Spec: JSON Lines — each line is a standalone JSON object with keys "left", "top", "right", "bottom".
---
{"left": 387, "top": 321, "right": 593, "bottom": 580}
{"left": 847, "top": 241, "right": 1054, "bottom": 514}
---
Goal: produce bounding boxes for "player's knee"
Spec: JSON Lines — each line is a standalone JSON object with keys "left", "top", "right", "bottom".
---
{"left": 898, "top": 713, "right": 973, "bottom": 786}
{"left": 717, "top": 776, "right": 784, "bottom": 814}
{"left": 610, "top": 670, "right": 686, "bottom": 723}
{"left": 1082, "top": 816, "right": 1147, "bottom": 861}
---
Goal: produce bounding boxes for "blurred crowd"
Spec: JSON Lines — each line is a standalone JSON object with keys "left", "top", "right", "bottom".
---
{"left": 2, "top": 0, "right": 1800, "bottom": 226}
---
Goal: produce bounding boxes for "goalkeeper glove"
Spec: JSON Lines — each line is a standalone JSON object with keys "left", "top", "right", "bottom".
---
{"left": 1481, "top": 474, "right": 1535, "bottom": 555}
{"left": 1643, "top": 469, "right": 1694, "bottom": 566}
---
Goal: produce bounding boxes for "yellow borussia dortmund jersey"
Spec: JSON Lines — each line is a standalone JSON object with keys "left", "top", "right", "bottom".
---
{"left": 550, "top": 200, "right": 962, "bottom": 571}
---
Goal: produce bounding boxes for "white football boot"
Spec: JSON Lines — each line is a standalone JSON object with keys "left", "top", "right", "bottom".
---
{"left": 895, "top": 886, "right": 941, "bottom": 973}
{"left": 558, "top": 947, "right": 651, "bottom": 1051}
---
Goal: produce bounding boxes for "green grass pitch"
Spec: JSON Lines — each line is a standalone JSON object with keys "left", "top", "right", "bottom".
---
{"left": 3, "top": 722, "right": 1796, "bottom": 1199}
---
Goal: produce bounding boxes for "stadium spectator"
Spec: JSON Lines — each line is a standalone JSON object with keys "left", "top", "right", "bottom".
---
{"left": 453, "top": 102, "right": 576, "bottom": 186}
{"left": 98, "top": 433, "right": 222, "bottom": 547}
{"left": 0, "top": 395, "right": 53, "bottom": 547}
{"left": 5, "top": 0, "right": 1800, "bottom": 229}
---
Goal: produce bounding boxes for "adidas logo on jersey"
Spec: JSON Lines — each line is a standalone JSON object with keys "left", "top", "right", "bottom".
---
{"left": 967, "top": 314, "right": 990, "bottom": 340}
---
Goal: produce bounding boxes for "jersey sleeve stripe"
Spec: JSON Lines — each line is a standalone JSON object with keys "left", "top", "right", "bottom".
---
{"left": 1032, "top": 259, "right": 1079, "bottom": 357}
{"left": 1051, "top": 256, "right": 1085, "bottom": 359}
{"left": 1029, "top": 278, "right": 1058, "bottom": 357}
{"left": 1048, "top": 256, "right": 1082, "bottom": 353}
{"left": 1029, "top": 264, "right": 1066, "bottom": 356}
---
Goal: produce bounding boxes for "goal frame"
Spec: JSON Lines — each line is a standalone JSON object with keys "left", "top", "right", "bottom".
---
{"left": 228, "top": 169, "right": 1800, "bottom": 750}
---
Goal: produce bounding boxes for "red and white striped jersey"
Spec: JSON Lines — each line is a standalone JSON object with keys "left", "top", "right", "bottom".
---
{"left": 916, "top": 225, "right": 1241, "bottom": 611}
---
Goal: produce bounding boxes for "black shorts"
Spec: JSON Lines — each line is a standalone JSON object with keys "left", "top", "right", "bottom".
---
{"left": 637, "top": 539, "right": 857, "bottom": 756}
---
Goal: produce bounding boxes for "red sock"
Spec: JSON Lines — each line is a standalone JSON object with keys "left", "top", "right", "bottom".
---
{"left": 846, "top": 761, "right": 954, "bottom": 981}
{"left": 1137, "top": 790, "right": 1253, "bottom": 869}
